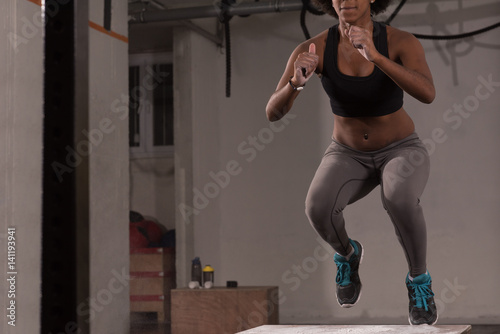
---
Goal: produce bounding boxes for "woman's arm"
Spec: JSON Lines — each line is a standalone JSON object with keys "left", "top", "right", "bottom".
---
{"left": 347, "top": 25, "right": 435, "bottom": 104}
{"left": 265, "top": 42, "right": 320, "bottom": 121}
{"left": 374, "top": 30, "right": 435, "bottom": 104}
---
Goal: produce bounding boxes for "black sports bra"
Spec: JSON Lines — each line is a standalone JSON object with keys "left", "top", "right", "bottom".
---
{"left": 320, "top": 21, "right": 403, "bottom": 117}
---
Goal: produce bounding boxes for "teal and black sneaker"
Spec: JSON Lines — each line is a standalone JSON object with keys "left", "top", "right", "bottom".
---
{"left": 406, "top": 272, "right": 438, "bottom": 325}
{"left": 333, "top": 239, "right": 363, "bottom": 308}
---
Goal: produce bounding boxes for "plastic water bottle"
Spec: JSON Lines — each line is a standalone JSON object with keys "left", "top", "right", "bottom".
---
{"left": 203, "top": 265, "right": 215, "bottom": 288}
{"left": 191, "top": 257, "right": 202, "bottom": 286}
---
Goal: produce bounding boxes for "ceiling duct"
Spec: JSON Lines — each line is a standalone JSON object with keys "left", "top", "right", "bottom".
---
{"left": 129, "top": 0, "right": 304, "bottom": 24}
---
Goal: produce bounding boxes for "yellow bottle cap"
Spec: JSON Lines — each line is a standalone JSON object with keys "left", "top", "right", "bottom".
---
{"left": 203, "top": 265, "right": 214, "bottom": 272}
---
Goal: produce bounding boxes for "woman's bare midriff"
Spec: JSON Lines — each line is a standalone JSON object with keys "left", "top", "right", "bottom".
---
{"left": 332, "top": 108, "right": 415, "bottom": 151}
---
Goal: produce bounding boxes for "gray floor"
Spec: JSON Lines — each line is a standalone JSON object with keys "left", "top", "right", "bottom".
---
{"left": 128, "top": 325, "right": 499, "bottom": 334}
{"left": 471, "top": 326, "right": 500, "bottom": 334}
{"left": 130, "top": 313, "right": 500, "bottom": 334}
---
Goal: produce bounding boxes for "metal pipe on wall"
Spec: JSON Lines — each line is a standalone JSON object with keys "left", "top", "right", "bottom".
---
{"left": 129, "top": 0, "right": 303, "bottom": 23}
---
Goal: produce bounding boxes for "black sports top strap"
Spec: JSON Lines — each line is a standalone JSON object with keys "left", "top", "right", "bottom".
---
{"left": 320, "top": 21, "right": 404, "bottom": 117}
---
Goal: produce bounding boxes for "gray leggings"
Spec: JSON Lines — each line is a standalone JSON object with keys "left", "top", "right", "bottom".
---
{"left": 305, "top": 133, "right": 430, "bottom": 277}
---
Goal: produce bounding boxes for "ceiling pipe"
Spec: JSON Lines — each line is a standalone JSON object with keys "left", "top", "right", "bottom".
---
{"left": 129, "top": 0, "right": 304, "bottom": 24}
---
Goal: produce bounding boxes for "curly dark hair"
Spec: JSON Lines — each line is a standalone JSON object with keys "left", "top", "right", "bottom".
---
{"left": 311, "top": 0, "right": 393, "bottom": 18}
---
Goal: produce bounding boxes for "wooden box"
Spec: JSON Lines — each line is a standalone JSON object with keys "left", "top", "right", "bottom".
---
{"left": 130, "top": 247, "right": 175, "bottom": 272}
{"left": 130, "top": 247, "right": 176, "bottom": 323}
{"left": 171, "top": 286, "right": 279, "bottom": 334}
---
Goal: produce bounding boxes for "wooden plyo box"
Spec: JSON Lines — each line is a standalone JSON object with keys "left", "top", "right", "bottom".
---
{"left": 130, "top": 247, "right": 176, "bottom": 323}
{"left": 130, "top": 247, "right": 175, "bottom": 272}
{"left": 171, "top": 286, "right": 279, "bottom": 334}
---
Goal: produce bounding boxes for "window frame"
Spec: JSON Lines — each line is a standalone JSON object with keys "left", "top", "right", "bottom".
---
{"left": 129, "top": 52, "right": 174, "bottom": 159}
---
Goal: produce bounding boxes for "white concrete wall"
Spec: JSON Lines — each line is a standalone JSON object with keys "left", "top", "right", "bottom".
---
{"left": 0, "top": 1, "right": 44, "bottom": 333}
{"left": 173, "top": 23, "right": 226, "bottom": 287}
{"left": 190, "top": 27, "right": 225, "bottom": 282}
{"left": 88, "top": 0, "right": 130, "bottom": 333}
{"left": 130, "top": 158, "right": 176, "bottom": 230}
{"left": 184, "top": 0, "right": 500, "bottom": 325}
{"left": 0, "top": 0, "right": 130, "bottom": 332}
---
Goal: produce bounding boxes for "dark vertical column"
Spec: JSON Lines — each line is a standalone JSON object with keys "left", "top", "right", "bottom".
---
{"left": 74, "top": 0, "right": 90, "bottom": 333}
{"left": 42, "top": 0, "right": 86, "bottom": 332}
{"left": 104, "top": 0, "right": 112, "bottom": 31}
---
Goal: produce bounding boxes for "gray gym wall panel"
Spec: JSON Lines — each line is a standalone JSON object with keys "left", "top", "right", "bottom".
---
{"left": 183, "top": 0, "right": 500, "bottom": 326}
{"left": 1, "top": 0, "right": 129, "bottom": 333}
{"left": 173, "top": 24, "right": 226, "bottom": 288}
{"left": 0, "top": 0, "right": 44, "bottom": 333}
{"left": 88, "top": 0, "right": 130, "bottom": 333}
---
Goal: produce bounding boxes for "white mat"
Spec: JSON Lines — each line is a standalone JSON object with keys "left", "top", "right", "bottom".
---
{"left": 237, "top": 325, "right": 472, "bottom": 334}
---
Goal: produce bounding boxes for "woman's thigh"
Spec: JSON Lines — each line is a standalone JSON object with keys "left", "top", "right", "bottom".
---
{"left": 306, "top": 148, "right": 379, "bottom": 217}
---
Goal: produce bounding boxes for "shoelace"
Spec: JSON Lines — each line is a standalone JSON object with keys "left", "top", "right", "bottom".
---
{"left": 409, "top": 280, "right": 434, "bottom": 311}
{"left": 335, "top": 259, "right": 352, "bottom": 286}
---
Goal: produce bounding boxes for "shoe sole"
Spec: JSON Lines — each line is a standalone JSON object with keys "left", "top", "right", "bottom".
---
{"left": 408, "top": 312, "right": 439, "bottom": 326}
{"left": 337, "top": 241, "right": 364, "bottom": 308}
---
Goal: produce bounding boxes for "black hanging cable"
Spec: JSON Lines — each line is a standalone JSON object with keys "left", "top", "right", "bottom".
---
{"left": 300, "top": 0, "right": 325, "bottom": 40}
{"left": 300, "top": 4, "right": 310, "bottom": 40}
{"left": 218, "top": 0, "right": 258, "bottom": 97}
{"left": 384, "top": 0, "right": 500, "bottom": 40}
{"left": 413, "top": 21, "right": 500, "bottom": 40}
{"left": 219, "top": 0, "right": 234, "bottom": 98}
{"left": 304, "top": 0, "right": 325, "bottom": 16}
{"left": 224, "top": 19, "right": 232, "bottom": 97}
{"left": 384, "top": 0, "right": 407, "bottom": 25}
